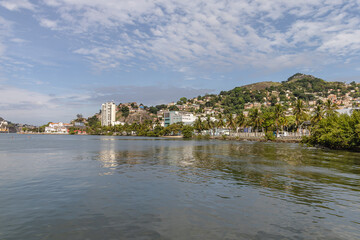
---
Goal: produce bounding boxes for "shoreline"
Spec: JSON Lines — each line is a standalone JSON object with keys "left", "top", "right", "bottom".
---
{"left": 15, "top": 132, "right": 301, "bottom": 143}
{"left": 207, "top": 135, "right": 301, "bottom": 143}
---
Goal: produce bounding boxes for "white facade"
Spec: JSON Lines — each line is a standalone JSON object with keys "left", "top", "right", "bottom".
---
{"left": 0, "top": 120, "right": 8, "bottom": 131}
{"left": 181, "top": 113, "right": 197, "bottom": 125}
{"left": 336, "top": 107, "right": 360, "bottom": 115}
{"left": 164, "top": 111, "right": 196, "bottom": 126}
{"left": 101, "top": 102, "right": 116, "bottom": 126}
{"left": 45, "top": 122, "right": 68, "bottom": 134}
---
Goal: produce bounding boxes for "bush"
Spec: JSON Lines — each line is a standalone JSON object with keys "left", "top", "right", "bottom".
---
{"left": 303, "top": 111, "right": 360, "bottom": 150}
{"left": 182, "top": 125, "right": 194, "bottom": 139}
{"left": 264, "top": 131, "right": 276, "bottom": 141}
{"left": 203, "top": 134, "right": 211, "bottom": 140}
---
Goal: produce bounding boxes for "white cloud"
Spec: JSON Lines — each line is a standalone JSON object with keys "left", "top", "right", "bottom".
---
{"left": 0, "top": 16, "right": 12, "bottom": 58}
{"left": 39, "top": 18, "right": 58, "bottom": 29}
{"left": 36, "top": 0, "right": 360, "bottom": 72}
{"left": 0, "top": 84, "right": 95, "bottom": 124}
{"left": 0, "top": 0, "right": 35, "bottom": 11}
{"left": 91, "top": 85, "right": 214, "bottom": 106}
{"left": 10, "top": 38, "right": 27, "bottom": 44}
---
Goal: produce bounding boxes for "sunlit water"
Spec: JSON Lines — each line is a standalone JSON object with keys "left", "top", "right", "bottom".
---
{"left": 0, "top": 134, "right": 359, "bottom": 239}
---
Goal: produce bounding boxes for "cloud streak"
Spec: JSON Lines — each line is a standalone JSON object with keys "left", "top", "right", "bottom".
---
{"left": 0, "top": 0, "right": 34, "bottom": 11}
{"left": 34, "top": 0, "right": 360, "bottom": 72}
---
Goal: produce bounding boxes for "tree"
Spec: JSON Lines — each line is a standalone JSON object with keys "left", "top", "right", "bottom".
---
{"left": 149, "top": 106, "right": 158, "bottom": 114}
{"left": 249, "top": 108, "right": 263, "bottom": 135}
{"left": 293, "top": 99, "right": 308, "bottom": 131}
{"left": 204, "top": 116, "right": 214, "bottom": 134}
{"left": 168, "top": 105, "right": 179, "bottom": 111}
{"left": 121, "top": 106, "right": 130, "bottom": 118}
{"left": 193, "top": 117, "right": 204, "bottom": 133}
{"left": 311, "top": 105, "right": 324, "bottom": 125}
{"left": 324, "top": 99, "right": 338, "bottom": 117}
{"left": 274, "top": 104, "right": 285, "bottom": 136}
{"left": 216, "top": 113, "right": 225, "bottom": 129}
{"left": 226, "top": 114, "right": 236, "bottom": 132}
{"left": 87, "top": 115, "right": 101, "bottom": 128}
{"left": 182, "top": 125, "right": 193, "bottom": 138}
{"left": 180, "top": 97, "right": 187, "bottom": 104}
{"left": 235, "top": 112, "right": 246, "bottom": 133}
{"left": 303, "top": 111, "right": 360, "bottom": 150}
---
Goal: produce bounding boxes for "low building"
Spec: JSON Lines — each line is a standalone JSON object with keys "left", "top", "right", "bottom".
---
{"left": 45, "top": 122, "right": 69, "bottom": 134}
{"left": 336, "top": 108, "right": 360, "bottom": 115}
{"left": 164, "top": 111, "right": 196, "bottom": 127}
{"left": 74, "top": 122, "right": 85, "bottom": 127}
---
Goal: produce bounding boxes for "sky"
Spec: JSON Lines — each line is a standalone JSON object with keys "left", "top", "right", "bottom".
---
{"left": 0, "top": 0, "right": 360, "bottom": 125}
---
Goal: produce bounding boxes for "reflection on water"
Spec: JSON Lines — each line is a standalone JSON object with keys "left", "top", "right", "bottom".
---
{"left": 96, "top": 140, "right": 360, "bottom": 195}
{"left": 0, "top": 135, "right": 359, "bottom": 240}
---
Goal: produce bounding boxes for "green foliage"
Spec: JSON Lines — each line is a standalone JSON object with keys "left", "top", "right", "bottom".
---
{"left": 303, "top": 111, "right": 360, "bottom": 150}
{"left": 180, "top": 97, "right": 187, "bottom": 104}
{"left": 168, "top": 105, "right": 179, "bottom": 111}
{"left": 265, "top": 131, "right": 276, "bottom": 141}
{"left": 182, "top": 125, "right": 194, "bottom": 138}
{"left": 87, "top": 115, "right": 100, "bottom": 128}
{"left": 149, "top": 106, "right": 158, "bottom": 114}
{"left": 121, "top": 106, "right": 130, "bottom": 118}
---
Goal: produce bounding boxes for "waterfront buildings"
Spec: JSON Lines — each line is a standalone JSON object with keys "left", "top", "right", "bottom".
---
{"left": 45, "top": 122, "right": 69, "bottom": 134}
{"left": 0, "top": 120, "right": 8, "bottom": 132}
{"left": 164, "top": 111, "right": 196, "bottom": 127}
{"left": 101, "top": 102, "right": 116, "bottom": 126}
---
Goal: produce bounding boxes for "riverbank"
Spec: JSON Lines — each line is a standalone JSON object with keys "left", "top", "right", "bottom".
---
{"left": 16, "top": 132, "right": 302, "bottom": 142}
{"left": 206, "top": 135, "right": 302, "bottom": 143}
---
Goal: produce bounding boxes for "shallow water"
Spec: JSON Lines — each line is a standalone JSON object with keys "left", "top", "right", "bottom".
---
{"left": 0, "top": 134, "right": 359, "bottom": 239}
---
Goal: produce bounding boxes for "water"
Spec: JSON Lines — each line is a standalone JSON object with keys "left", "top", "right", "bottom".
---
{"left": 0, "top": 134, "right": 359, "bottom": 239}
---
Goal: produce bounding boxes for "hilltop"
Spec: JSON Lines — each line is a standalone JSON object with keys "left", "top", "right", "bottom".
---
{"left": 242, "top": 81, "right": 281, "bottom": 91}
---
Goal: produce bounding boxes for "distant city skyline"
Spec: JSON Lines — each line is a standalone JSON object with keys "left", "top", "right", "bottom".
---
{"left": 1, "top": 0, "right": 360, "bottom": 125}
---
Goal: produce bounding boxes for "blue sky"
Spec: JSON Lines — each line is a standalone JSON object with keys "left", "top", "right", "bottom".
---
{"left": 1, "top": 0, "right": 360, "bottom": 125}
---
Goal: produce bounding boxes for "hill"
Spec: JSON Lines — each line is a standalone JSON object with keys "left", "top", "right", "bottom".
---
{"left": 242, "top": 81, "right": 281, "bottom": 91}
{"left": 189, "top": 73, "right": 359, "bottom": 114}
{"left": 85, "top": 73, "right": 360, "bottom": 127}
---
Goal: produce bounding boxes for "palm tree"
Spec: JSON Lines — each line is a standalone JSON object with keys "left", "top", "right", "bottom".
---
{"left": 226, "top": 114, "right": 236, "bottom": 133}
{"left": 278, "top": 116, "right": 288, "bottom": 133}
{"left": 324, "top": 99, "right": 338, "bottom": 116}
{"left": 216, "top": 113, "right": 225, "bottom": 129}
{"left": 249, "top": 108, "right": 263, "bottom": 135}
{"left": 311, "top": 105, "right": 324, "bottom": 125}
{"left": 274, "top": 104, "right": 285, "bottom": 136}
{"left": 193, "top": 116, "right": 203, "bottom": 134}
{"left": 293, "top": 99, "right": 308, "bottom": 131}
{"left": 235, "top": 112, "right": 246, "bottom": 133}
{"left": 205, "top": 116, "right": 215, "bottom": 135}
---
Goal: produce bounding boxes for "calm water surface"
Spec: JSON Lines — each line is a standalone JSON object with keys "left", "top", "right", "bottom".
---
{"left": 0, "top": 134, "right": 359, "bottom": 239}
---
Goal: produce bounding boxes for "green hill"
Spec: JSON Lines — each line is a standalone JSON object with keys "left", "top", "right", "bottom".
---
{"left": 192, "top": 73, "right": 359, "bottom": 114}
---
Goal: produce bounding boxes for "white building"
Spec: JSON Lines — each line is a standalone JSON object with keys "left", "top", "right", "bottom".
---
{"left": 101, "top": 102, "right": 116, "bottom": 126}
{"left": 164, "top": 111, "right": 196, "bottom": 127}
{"left": 181, "top": 112, "right": 197, "bottom": 125}
{"left": 0, "top": 120, "right": 8, "bottom": 132}
{"left": 45, "top": 122, "right": 69, "bottom": 134}
{"left": 336, "top": 107, "right": 360, "bottom": 115}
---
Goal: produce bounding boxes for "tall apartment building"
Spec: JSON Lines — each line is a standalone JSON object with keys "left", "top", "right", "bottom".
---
{"left": 101, "top": 102, "right": 116, "bottom": 126}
